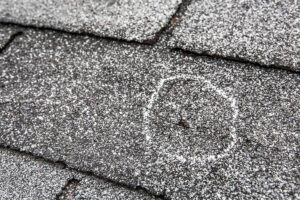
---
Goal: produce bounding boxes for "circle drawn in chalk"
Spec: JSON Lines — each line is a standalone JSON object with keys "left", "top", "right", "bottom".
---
{"left": 142, "top": 75, "right": 239, "bottom": 165}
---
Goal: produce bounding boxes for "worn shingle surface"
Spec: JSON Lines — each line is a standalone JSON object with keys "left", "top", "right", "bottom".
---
{"left": 0, "top": 29, "right": 299, "bottom": 199}
{"left": 0, "top": 0, "right": 182, "bottom": 43}
{"left": 0, "top": 148, "right": 73, "bottom": 199}
{"left": 169, "top": 0, "right": 300, "bottom": 72}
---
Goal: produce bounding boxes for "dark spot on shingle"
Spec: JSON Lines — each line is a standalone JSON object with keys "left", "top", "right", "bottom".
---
{"left": 210, "top": 166, "right": 218, "bottom": 173}
{"left": 73, "top": 111, "right": 80, "bottom": 118}
{"left": 73, "top": 72, "right": 79, "bottom": 80}
{"left": 244, "top": 138, "right": 251, "bottom": 144}
{"left": 177, "top": 118, "right": 189, "bottom": 129}
{"left": 242, "top": 3, "right": 250, "bottom": 10}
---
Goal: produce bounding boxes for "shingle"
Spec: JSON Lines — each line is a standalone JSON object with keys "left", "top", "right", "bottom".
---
{"left": 0, "top": 0, "right": 182, "bottom": 43}
{"left": 0, "top": 148, "right": 73, "bottom": 199}
{"left": 0, "top": 29, "right": 299, "bottom": 199}
{"left": 169, "top": 0, "right": 300, "bottom": 72}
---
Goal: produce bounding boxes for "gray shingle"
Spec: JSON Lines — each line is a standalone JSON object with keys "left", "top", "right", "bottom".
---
{"left": 0, "top": 0, "right": 182, "bottom": 43}
{"left": 0, "top": 29, "right": 299, "bottom": 199}
{"left": 0, "top": 148, "right": 73, "bottom": 199}
{"left": 169, "top": 0, "right": 300, "bottom": 72}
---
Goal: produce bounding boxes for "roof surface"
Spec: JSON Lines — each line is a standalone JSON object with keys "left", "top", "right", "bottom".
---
{"left": 0, "top": 0, "right": 299, "bottom": 199}
{"left": 0, "top": 147, "right": 72, "bottom": 199}
{"left": 169, "top": 0, "right": 300, "bottom": 71}
{"left": 0, "top": 148, "right": 158, "bottom": 199}
{"left": 0, "top": 0, "right": 182, "bottom": 42}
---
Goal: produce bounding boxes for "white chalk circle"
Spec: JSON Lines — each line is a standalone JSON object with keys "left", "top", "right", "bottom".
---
{"left": 142, "top": 74, "right": 239, "bottom": 165}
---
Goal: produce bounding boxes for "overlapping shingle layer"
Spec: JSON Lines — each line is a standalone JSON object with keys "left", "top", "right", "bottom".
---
{"left": 64, "top": 173, "right": 158, "bottom": 200}
{"left": 169, "top": 0, "right": 300, "bottom": 71}
{"left": 0, "top": 148, "right": 72, "bottom": 199}
{"left": 0, "top": 148, "right": 158, "bottom": 200}
{"left": 0, "top": 29, "right": 298, "bottom": 199}
{"left": 0, "top": 0, "right": 299, "bottom": 199}
{"left": 0, "top": 0, "right": 182, "bottom": 42}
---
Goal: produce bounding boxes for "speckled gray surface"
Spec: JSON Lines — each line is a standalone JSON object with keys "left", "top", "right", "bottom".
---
{"left": 0, "top": 0, "right": 182, "bottom": 43}
{"left": 0, "top": 29, "right": 299, "bottom": 199}
{"left": 74, "top": 177, "right": 156, "bottom": 200}
{"left": 169, "top": 0, "right": 300, "bottom": 72}
{"left": 0, "top": 147, "right": 73, "bottom": 199}
{"left": 0, "top": 148, "right": 157, "bottom": 200}
{"left": 59, "top": 173, "right": 158, "bottom": 200}
{"left": 0, "top": 25, "right": 19, "bottom": 49}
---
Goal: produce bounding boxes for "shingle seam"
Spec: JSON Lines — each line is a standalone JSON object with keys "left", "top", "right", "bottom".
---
{"left": 0, "top": 30, "right": 23, "bottom": 54}
{"left": 0, "top": 0, "right": 192, "bottom": 46}
{"left": 1, "top": 20, "right": 299, "bottom": 74}
{"left": 0, "top": 0, "right": 191, "bottom": 47}
{"left": 55, "top": 178, "right": 80, "bottom": 200}
{"left": 0, "top": 146, "right": 66, "bottom": 169}
{"left": 0, "top": 145, "right": 166, "bottom": 200}
{"left": 151, "top": 0, "right": 193, "bottom": 43}
{"left": 171, "top": 47, "right": 300, "bottom": 74}
{"left": 2, "top": 22, "right": 296, "bottom": 75}
{"left": 0, "top": 21, "right": 154, "bottom": 46}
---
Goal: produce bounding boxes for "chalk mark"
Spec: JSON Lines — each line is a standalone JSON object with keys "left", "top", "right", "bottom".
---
{"left": 142, "top": 74, "right": 239, "bottom": 165}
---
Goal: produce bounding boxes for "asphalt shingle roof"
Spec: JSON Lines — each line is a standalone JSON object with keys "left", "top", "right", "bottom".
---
{"left": 0, "top": 0, "right": 182, "bottom": 43}
{"left": 0, "top": 28, "right": 299, "bottom": 199}
{"left": 0, "top": 1, "right": 299, "bottom": 199}
{"left": 0, "top": 148, "right": 72, "bottom": 199}
{"left": 169, "top": 0, "right": 300, "bottom": 71}
{"left": 0, "top": 148, "right": 157, "bottom": 200}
